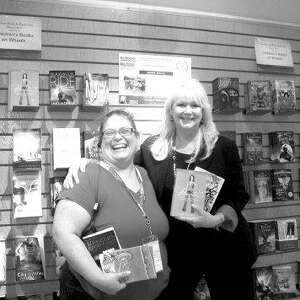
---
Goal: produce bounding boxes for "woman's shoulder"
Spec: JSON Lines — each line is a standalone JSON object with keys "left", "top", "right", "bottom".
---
{"left": 141, "top": 135, "right": 158, "bottom": 150}
{"left": 216, "top": 134, "right": 237, "bottom": 149}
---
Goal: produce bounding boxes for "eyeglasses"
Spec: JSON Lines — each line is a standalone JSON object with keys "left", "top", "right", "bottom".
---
{"left": 102, "top": 127, "right": 136, "bottom": 138}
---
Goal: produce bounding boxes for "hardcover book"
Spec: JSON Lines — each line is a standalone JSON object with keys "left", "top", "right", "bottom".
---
{"left": 52, "top": 128, "right": 81, "bottom": 170}
{"left": 49, "top": 176, "right": 65, "bottom": 215}
{"left": 49, "top": 71, "right": 76, "bottom": 109}
{"left": 254, "top": 267, "right": 274, "bottom": 300}
{"left": 8, "top": 70, "right": 39, "bottom": 111}
{"left": 269, "top": 131, "right": 295, "bottom": 163}
{"left": 12, "top": 170, "right": 42, "bottom": 219}
{"left": 83, "top": 73, "right": 109, "bottom": 110}
{"left": 253, "top": 170, "right": 273, "bottom": 204}
{"left": 273, "top": 264, "right": 297, "bottom": 298}
{"left": 99, "top": 244, "right": 157, "bottom": 283}
{"left": 82, "top": 226, "right": 121, "bottom": 266}
{"left": 275, "top": 218, "right": 298, "bottom": 251}
{"left": 15, "top": 236, "right": 44, "bottom": 281}
{"left": 250, "top": 220, "right": 276, "bottom": 254}
{"left": 171, "top": 168, "right": 224, "bottom": 218}
{"left": 83, "top": 131, "right": 100, "bottom": 160}
{"left": 244, "top": 80, "right": 272, "bottom": 114}
{"left": 272, "top": 80, "right": 296, "bottom": 115}
{"left": 242, "top": 133, "right": 263, "bottom": 165}
{"left": 271, "top": 169, "right": 294, "bottom": 201}
{"left": 212, "top": 77, "right": 240, "bottom": 113}
{"left": 13, "top": 129, "right": 41, "bottom": 169}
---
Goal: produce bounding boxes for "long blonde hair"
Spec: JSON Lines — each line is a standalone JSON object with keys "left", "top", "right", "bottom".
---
{"left": 150, "top": 79, "right": 219, "bottom": 161}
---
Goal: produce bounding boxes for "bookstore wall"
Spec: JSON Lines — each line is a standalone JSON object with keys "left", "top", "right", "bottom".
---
{"left": 0, "top": 0, "right": 300, "bottom": 299}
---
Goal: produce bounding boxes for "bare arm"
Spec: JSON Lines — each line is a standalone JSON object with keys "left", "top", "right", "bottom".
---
{"left": 52, "top": 199, "right": 129, "bottom": 295}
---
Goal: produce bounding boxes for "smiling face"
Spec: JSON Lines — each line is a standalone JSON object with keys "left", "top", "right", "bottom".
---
{"left": 100, "top": 114, "right": 139, "bottom": 168}
{"left": 171, "top": 97, "right": 203, "bottom": 132}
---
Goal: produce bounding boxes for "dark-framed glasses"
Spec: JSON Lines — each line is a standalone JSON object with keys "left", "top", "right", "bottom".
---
{"left": 102, "top": 127, "right": 135, "bottom": 138}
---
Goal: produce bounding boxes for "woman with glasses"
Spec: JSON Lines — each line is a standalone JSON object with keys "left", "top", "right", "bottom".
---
{"left": 64, "top": 79, "right": 256, "bottom": 300}
{"left": 52, "top": 110, "right": 170, "bottom": 300}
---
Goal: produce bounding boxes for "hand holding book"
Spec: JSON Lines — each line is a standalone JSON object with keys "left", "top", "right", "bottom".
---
{"left": 175, "top": 205, "right": 225, "bottom": 229}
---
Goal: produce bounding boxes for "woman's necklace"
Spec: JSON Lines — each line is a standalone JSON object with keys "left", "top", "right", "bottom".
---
{"left": 172, "top": 146, "right": 194, "bottom": 177}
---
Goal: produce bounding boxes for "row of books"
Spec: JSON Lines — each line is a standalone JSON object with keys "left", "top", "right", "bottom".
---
{"left": 8, "top": 70, "right": 109, "bottom": 111}
{"left": 244, "top": 169, "right": 295, "bottom": 203}
{"left": 213, "top": 77, "right": 297, "bottom": 115}
{"left": 250, "top": 218, "right": 298, "bottom": 254}
{"left": 254, "top": 263, "right": 299, "bottom": 300}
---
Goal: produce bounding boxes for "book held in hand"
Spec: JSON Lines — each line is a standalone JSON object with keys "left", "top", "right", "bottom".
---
{"left": 13, "top": 129, "right": 41, "bottom": 169}
{"left": 99, "top": 244, "right": 157, "bottom": 283}
{"left": 15, "top": 236, "right": 44, "bottom": 281}
{"left": 82, "top": 226, "right": 121, "bottom": 266}
{"left": 171, "top": 168, "right": 224, "bottom": 218}
{"left": 13, "top": 170, "right": 42, "bottom": 219}
{"left": 9, "top": 70, "right": 39, "bottom": 111}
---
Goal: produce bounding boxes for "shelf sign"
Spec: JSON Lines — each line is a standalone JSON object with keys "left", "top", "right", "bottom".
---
{"left": 255, "top": 38, "right": 293, "bottom": 67}
{"left": 0, "top": 15, "right": 41, "bottom": 50}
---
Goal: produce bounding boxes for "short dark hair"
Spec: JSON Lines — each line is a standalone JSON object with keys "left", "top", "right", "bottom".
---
{"left": 98, "top": 109, "right": 138, "bottom": 146}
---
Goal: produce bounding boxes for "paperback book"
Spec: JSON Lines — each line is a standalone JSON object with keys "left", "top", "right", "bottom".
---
{"left": 52, "top": 128, "right": 81, "bottom": 170}
{"left": 15, "top": 236, "right": 44, "bottom": 281}
{"left": 273, "top": 264, "right": 297, "bottom": 298}
{"left": 49, "top": 176, "right": 65, "bottom": 216}
{"left": 83, "top": 131, "right": 100, "bottom": 160}
{"left": 244, "top": 80, "right": 272, "bottom": 114}
{"left": 250, "top": 220, "right": 276, "bottom": 254}
{"left": 269, "top": 131, "right": 295, "bottom": 163}
{"left": 82, "top": 226, "right": 121, "bottom": 266}
{"left": 253, "top": 170, "right": 273, "bottom": 204}
{"left": 212, "top": 77, "right": 240, "bottom": 113}
{"left": 275, "top": 218, "right": 298, "bottom": 251}
{"left": 272, "top": 80, "right": 296, "bottom": 115}
{"left": 171, "top": 168, "right": 224, "bottom": 218}
{"left": 271, "top": 169, "right": 294, "bottom": 201}
{"left": 254, "top": 266, "right": 274, "bottom": 300}
{"left": 99, "top": 244, "right": 157, "bottom": 283}
{"left": 49, "top": 71, "right": 76, "bottom": 108}
{"left": 12, "top": 170, "right": 42, "bottom": 219}
{"left": 83, "top": 73, "right": 109, "bottom": 110}
{"left": 13, "top": 129, "right": 41, "bottom": 169}
{"left": 8, "top": 70, "right": 39, "bottom": 111}
{"left": 242, "top": 133, "right": 263, "bottom": 165}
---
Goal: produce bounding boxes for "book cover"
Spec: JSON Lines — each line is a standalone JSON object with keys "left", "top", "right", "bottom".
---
{"left": 49, "top": 71, "right": 76, "bottom": 107}
{"left": 242, "top": 133, "right": 263, "bottom": 165}
{"left": 52, "top": 128, "right": 81, "bottom": 170}
{"left": 82, "top": 226, "right": 121, "bottom": 266}
{"left": 273, "top": 264, "right": 297, "bottom": 297}
{"left": 194, "top": 276, "right": 211, "bottom": 300}
{"left": 272, "top": 80, "right": 296, "bottom": 115}
{"left": 15, "top": 236, "right": 44, "bottom": 281}
{"left": 83, "top": 131, "right": 100, "bottom": 160}
{"left": 212, "top": 77, "right": 239, "bottom": 114}
{"left": 269, "top": 131, "right": 295, "bottom": 163}
{"left": 245, "top": 80, "right": 272, "bottom": 114}
{"left": 171, "top": 169, "right": 224, "bottom": 218}
{"left": 13, "top": 129, "right": 41, "bottom": 169}
{"left": 99, "top": 244, "right": 156, "bottom": 283}
{"left": 271, "top": 169, "right": 294, "bottom": 201}
{"left": 9, "top": 71, "right": 39, "bottom": 111}
{"left": 250, "top": 220, "right": 276, "bottom": 254}
{"left": 253, "top": 170, "right": 273, "bottom": 204}
{"left": 83, "top": 73, "right": 109, "bottom": 109}
{"left": 254, "top": 267, "right": 274, "bottom": 300}
{"left": 49, "top": 176, "right": 65, "bottom": 216}
{"left": 275, "top": 218, "right": 298, "bottom": 251}
{"left": 12, "top": 170, "right": 42, "bottom": 219}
